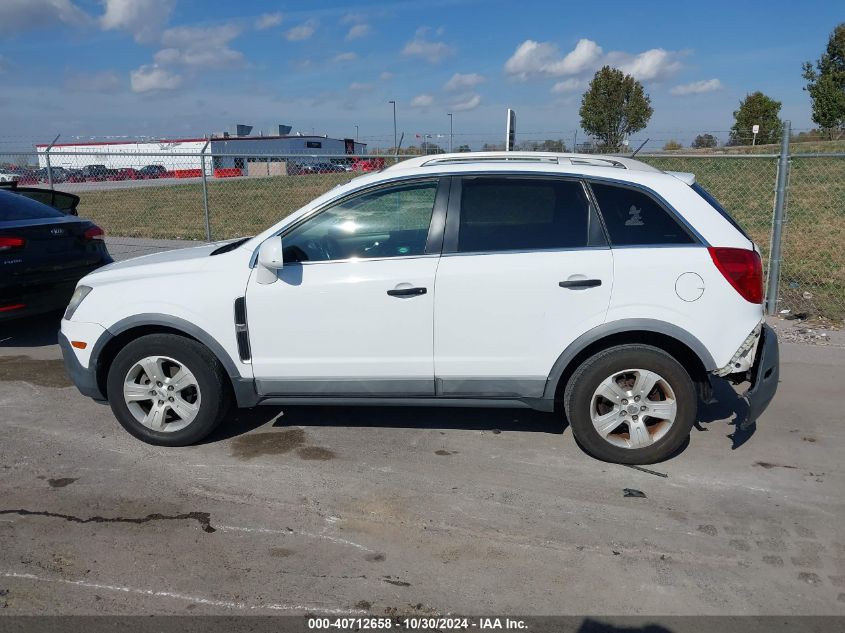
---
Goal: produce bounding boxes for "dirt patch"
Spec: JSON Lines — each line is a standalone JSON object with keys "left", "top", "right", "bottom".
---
{"left": 355, "top": 600, "right": 372, "bottom": 610}
{"left": 297, "top": 446, "right": 336, "bottom": 461}
{"left": 0, "top": 356, "right": 71, "bottom": 388}
{"left": 231, "top": 429, "right": 305, "bottom": 460}
{"left": 434, "top": 450, "right": 457, "bottom": 456}
{"left": 48, "top": 478, "right": 77, "bottom": 488}
{"left": 269, "top": 547, "right": 294, "bottom": 558}
{"left": 365, "top": 552, "right": 386, "bottom": 562}
{"left": 754, "top": 462, "right": 799, "bottom": 470}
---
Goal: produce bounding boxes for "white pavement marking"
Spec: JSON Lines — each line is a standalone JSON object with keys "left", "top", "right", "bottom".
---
{"left": 216, "top": 524, "right": 375, "bottom": 553}
{"left": 2, "top": 571, "right": 367, "bottom": 615}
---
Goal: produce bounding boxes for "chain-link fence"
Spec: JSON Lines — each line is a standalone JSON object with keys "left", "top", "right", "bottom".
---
{"left": 1, "top": 147, "right": 843, "bottom": 322}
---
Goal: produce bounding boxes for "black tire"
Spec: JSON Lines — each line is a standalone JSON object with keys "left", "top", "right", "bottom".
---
{"left": 563, "top": 344, "right": 697, "bottom": 464}
{"left": 106, "top": 333, "right": 231, "bottom": 446}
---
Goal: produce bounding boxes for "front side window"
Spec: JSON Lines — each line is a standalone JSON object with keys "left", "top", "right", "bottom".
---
{"left": 590, "top": 182, "right": 695, "bottom": 246}
{"left": 283, "top": 180, "right": 438, "bottom": 263}
{"left": 456, "top": 177, "right": 591, "bottom": 253}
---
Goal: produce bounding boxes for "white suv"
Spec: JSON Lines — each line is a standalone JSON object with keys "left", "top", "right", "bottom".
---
{"left": 60, "top": 152, "right": 779, "bottom": 464}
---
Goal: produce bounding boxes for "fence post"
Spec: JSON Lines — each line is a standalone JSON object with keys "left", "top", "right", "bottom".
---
{"left": 44, "top": 133, "right": 60, "bottom": 191}
{"left": 765, "top": 121, "right": 791, "bottom": 315}
{"left": 200, "top": 138, "right": 212, "bottom": 242}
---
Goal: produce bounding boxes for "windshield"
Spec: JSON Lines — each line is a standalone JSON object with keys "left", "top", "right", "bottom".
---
{"left": 0, "top": 189, "right": 65, "bottom": 221}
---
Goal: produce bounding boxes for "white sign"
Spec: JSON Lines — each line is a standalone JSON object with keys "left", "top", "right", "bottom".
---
{"left": 752, "top": 124, "right": 760, "bottom": 134}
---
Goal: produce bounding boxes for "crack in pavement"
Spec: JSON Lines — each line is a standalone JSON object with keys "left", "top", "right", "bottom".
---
{"left": 0, "top": 509, "right": 215, "bottom": 533}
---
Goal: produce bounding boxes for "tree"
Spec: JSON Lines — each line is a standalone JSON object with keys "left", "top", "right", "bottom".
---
{"left": 663, "top": 139, "right": 683, "bottom": 151}
{"left": 457, "top": 144, "right": 471, "bottom": 152}
{"left": 802, "top": 23, "right": 845, "bottom": 138}
{"left": 730, "top": 92, "right": 782, "bottom": 145}
{"left": 691, "top": 133, "right": 718, "bottom": 149}
{"left": 579, "top": 66, "right": 653, "bottom": 151}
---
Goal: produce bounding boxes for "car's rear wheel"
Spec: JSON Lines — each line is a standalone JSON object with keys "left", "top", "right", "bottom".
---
{"left": 564, "top": 344, "right": 697, "bottom": 464}
{"left": 106, "top": 333, "right": 231, "bottom": 446}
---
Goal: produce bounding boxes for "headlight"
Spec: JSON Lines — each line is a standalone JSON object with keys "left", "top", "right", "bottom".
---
{"left": 64, "top": 285, "right": 92, "bottom": 320}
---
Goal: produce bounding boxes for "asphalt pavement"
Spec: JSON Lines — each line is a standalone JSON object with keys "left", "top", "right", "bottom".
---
{"left": 0, "top": 239, "right": 843, "bottom": 617}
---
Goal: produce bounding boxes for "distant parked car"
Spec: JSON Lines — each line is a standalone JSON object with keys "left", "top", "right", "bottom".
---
{"left": 0, "top": 169, "right": 19, "bottom": 183}
{"left": 81, "top": 165, "right": 116, "bottom": 181}
{"left": 138, "top": 165, "right": 167, "bottom": 179}
{"left": 0, "top": 188, "right": 111, "bottom": 321}
{"left": 114, "top": 168, "right": 138, "bottom": 181}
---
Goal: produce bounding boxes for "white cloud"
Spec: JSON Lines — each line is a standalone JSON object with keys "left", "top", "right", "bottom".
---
{"left": 379, "top": 71, "right": 394, "bottom": 81}
{"left": 255, "top": 12, "right": 282, "bottom": 30}
{"left": 609, "top": 48, "right": 682, "bottom": 82}
{"left": 670, "top": 78, "right": 724, "bottom": 96}
{"left": 346, "top": 23, "right": 371, "bottom": 40}
{"left": 66, "top": 70, "right": 123, "bottom": 93}
{"left": 349, "top": 82, "right": 373, "bottom": 91}
{"left": 130, "top": 64, "right": 183, "bottom": 93}
{"left": 156, "top": 24, "right": 245, "bottom": 69}
{"left": 402, "top": 27, "right": 454, "bottom": 63}
{"left": 410, "top": 94, "right": 434, "bottom": 108}
{"left": 333, "top": 52, "right": 358, "bottom": 63}
{"left": 285, "top": 19, "right": 316, "bottom": 41}
{"left": 444, "top": 72, "right": 485, "bottom": 91}
{"left": 551, "top": 78, "right": 582, "bottom": 94}
{"left": 0, "top": 0, "right": 90, "bottom": 34}
{"left": 504, "top": 37, "right": 681, "bottom": 83}
{"left": 100, "top": 0, "right": 172, "bottom": 42}
{"left": 451, "top": 93, "right": 481, "bottom": 111}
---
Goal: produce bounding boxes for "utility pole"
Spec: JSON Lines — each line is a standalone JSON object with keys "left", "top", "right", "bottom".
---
{"left": 388, "top": 100, "right": 397, "bottom": 154}
{"left": 447, "top": 113, "right": 453, "bottom": 153}
{"left": 354, "top": 125, "right": 359, "bottom": 142}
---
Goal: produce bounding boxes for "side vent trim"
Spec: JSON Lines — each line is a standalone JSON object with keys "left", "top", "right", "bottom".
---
{"left": 234, "top": 297, "right": 251, "bottom": 362}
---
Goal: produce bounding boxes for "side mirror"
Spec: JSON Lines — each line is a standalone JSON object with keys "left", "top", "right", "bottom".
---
{"left": 256, "top": 236, "right": 284, "bottom": 285}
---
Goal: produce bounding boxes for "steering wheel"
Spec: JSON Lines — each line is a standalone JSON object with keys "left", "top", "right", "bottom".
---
{"left": 303, "top": 236, "right": 336, "bottom": 261}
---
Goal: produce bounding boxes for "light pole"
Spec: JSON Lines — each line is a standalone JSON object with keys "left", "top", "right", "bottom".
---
{"left": 354, "top": 125, "right": 359, "bottom": 142}
{"left": 388, "top": 100, "right": 397, "bottom": 153}
{"left": 447, "top": 113, "right": 453, "bottom": 153}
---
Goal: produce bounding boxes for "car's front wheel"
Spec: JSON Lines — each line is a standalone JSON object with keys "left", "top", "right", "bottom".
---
{"left": 106, "top": 333, "right": 231, "bottom": 446}
{"left": 564, "top": 344, "right": 697, "bottom": 464}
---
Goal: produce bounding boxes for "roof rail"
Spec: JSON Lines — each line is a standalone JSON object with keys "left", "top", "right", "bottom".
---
{"left": 420, "top": 154, "right": 559, "bottom": 167}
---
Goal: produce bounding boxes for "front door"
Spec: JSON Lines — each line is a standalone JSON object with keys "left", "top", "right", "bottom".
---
{"left": 247, "top": 178, "right": 445, "bottom": 397}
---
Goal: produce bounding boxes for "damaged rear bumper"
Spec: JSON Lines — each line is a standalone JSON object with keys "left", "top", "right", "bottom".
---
{"left": 741, "top": 323, "right": 780, "bottom": 429}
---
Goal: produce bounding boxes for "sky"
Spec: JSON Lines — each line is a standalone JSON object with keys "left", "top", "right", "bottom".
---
{"left": 0, "top": 0, "right": 841, "bottom": 151}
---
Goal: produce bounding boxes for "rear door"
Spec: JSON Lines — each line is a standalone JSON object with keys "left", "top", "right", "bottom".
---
{"left": 433, "top": 175, "right": 613, "bottom": 399}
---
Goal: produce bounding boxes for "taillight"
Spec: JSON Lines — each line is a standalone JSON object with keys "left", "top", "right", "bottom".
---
{"left": 708, "top": 247, "right": 763, "bottom": 304}
{"left": 0, "top": 236, "right": 25, "bottom": 251}
{"left": 84, "top": 226, "right": 105, "bottom": 240}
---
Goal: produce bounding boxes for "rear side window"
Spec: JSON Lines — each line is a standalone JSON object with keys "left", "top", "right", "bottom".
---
{"left": 590, "top": 182, "right": 695, "bottom": 246}
{"left": 457, "top": 177, "right": 591, "bottom": 252}
{"left": 692, "top": 183, "right": 751, "bottom": 240}
{"left": 0, "top": 190, "right": 64, "bottom": 221}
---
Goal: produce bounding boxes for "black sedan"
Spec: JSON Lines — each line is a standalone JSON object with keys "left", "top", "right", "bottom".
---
{"left": 0, "top": 188, "right": 112, "bottom": 321}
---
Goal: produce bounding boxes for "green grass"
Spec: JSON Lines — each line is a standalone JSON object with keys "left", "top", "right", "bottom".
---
{"left": 77, "top": 162, "right": 845, "bottom": 321}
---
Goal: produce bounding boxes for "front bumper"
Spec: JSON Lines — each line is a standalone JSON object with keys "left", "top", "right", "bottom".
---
{"left": 741, "top": 323, "right": 779, "bottom": 429}
{"left": 59, "top": 331, "right": 107, "bottom": 401}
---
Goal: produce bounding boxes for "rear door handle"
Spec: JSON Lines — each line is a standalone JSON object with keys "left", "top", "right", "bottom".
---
{"left": 559, "top": 279, "right": 602, "bottom": 289}
{"left": 387, "top": 287, "right": 427, "bottom": 297}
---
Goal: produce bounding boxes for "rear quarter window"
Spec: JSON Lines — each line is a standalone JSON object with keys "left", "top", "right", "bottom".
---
{"left": 0, "top": 190, "right": 64, "bottom": 221}
{"left": 590, "top": 182, "right": 695, "bottom": 246}
{"left": 692, "top": 183, "right": 751, "bottom": 240}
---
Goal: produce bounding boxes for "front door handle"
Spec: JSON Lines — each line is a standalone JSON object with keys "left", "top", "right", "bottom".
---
{"left": 559, "top": 279, "right": 602, "bottom": 289}
{"left": 387, "top": 287, "right": 427, "bottom": 297}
